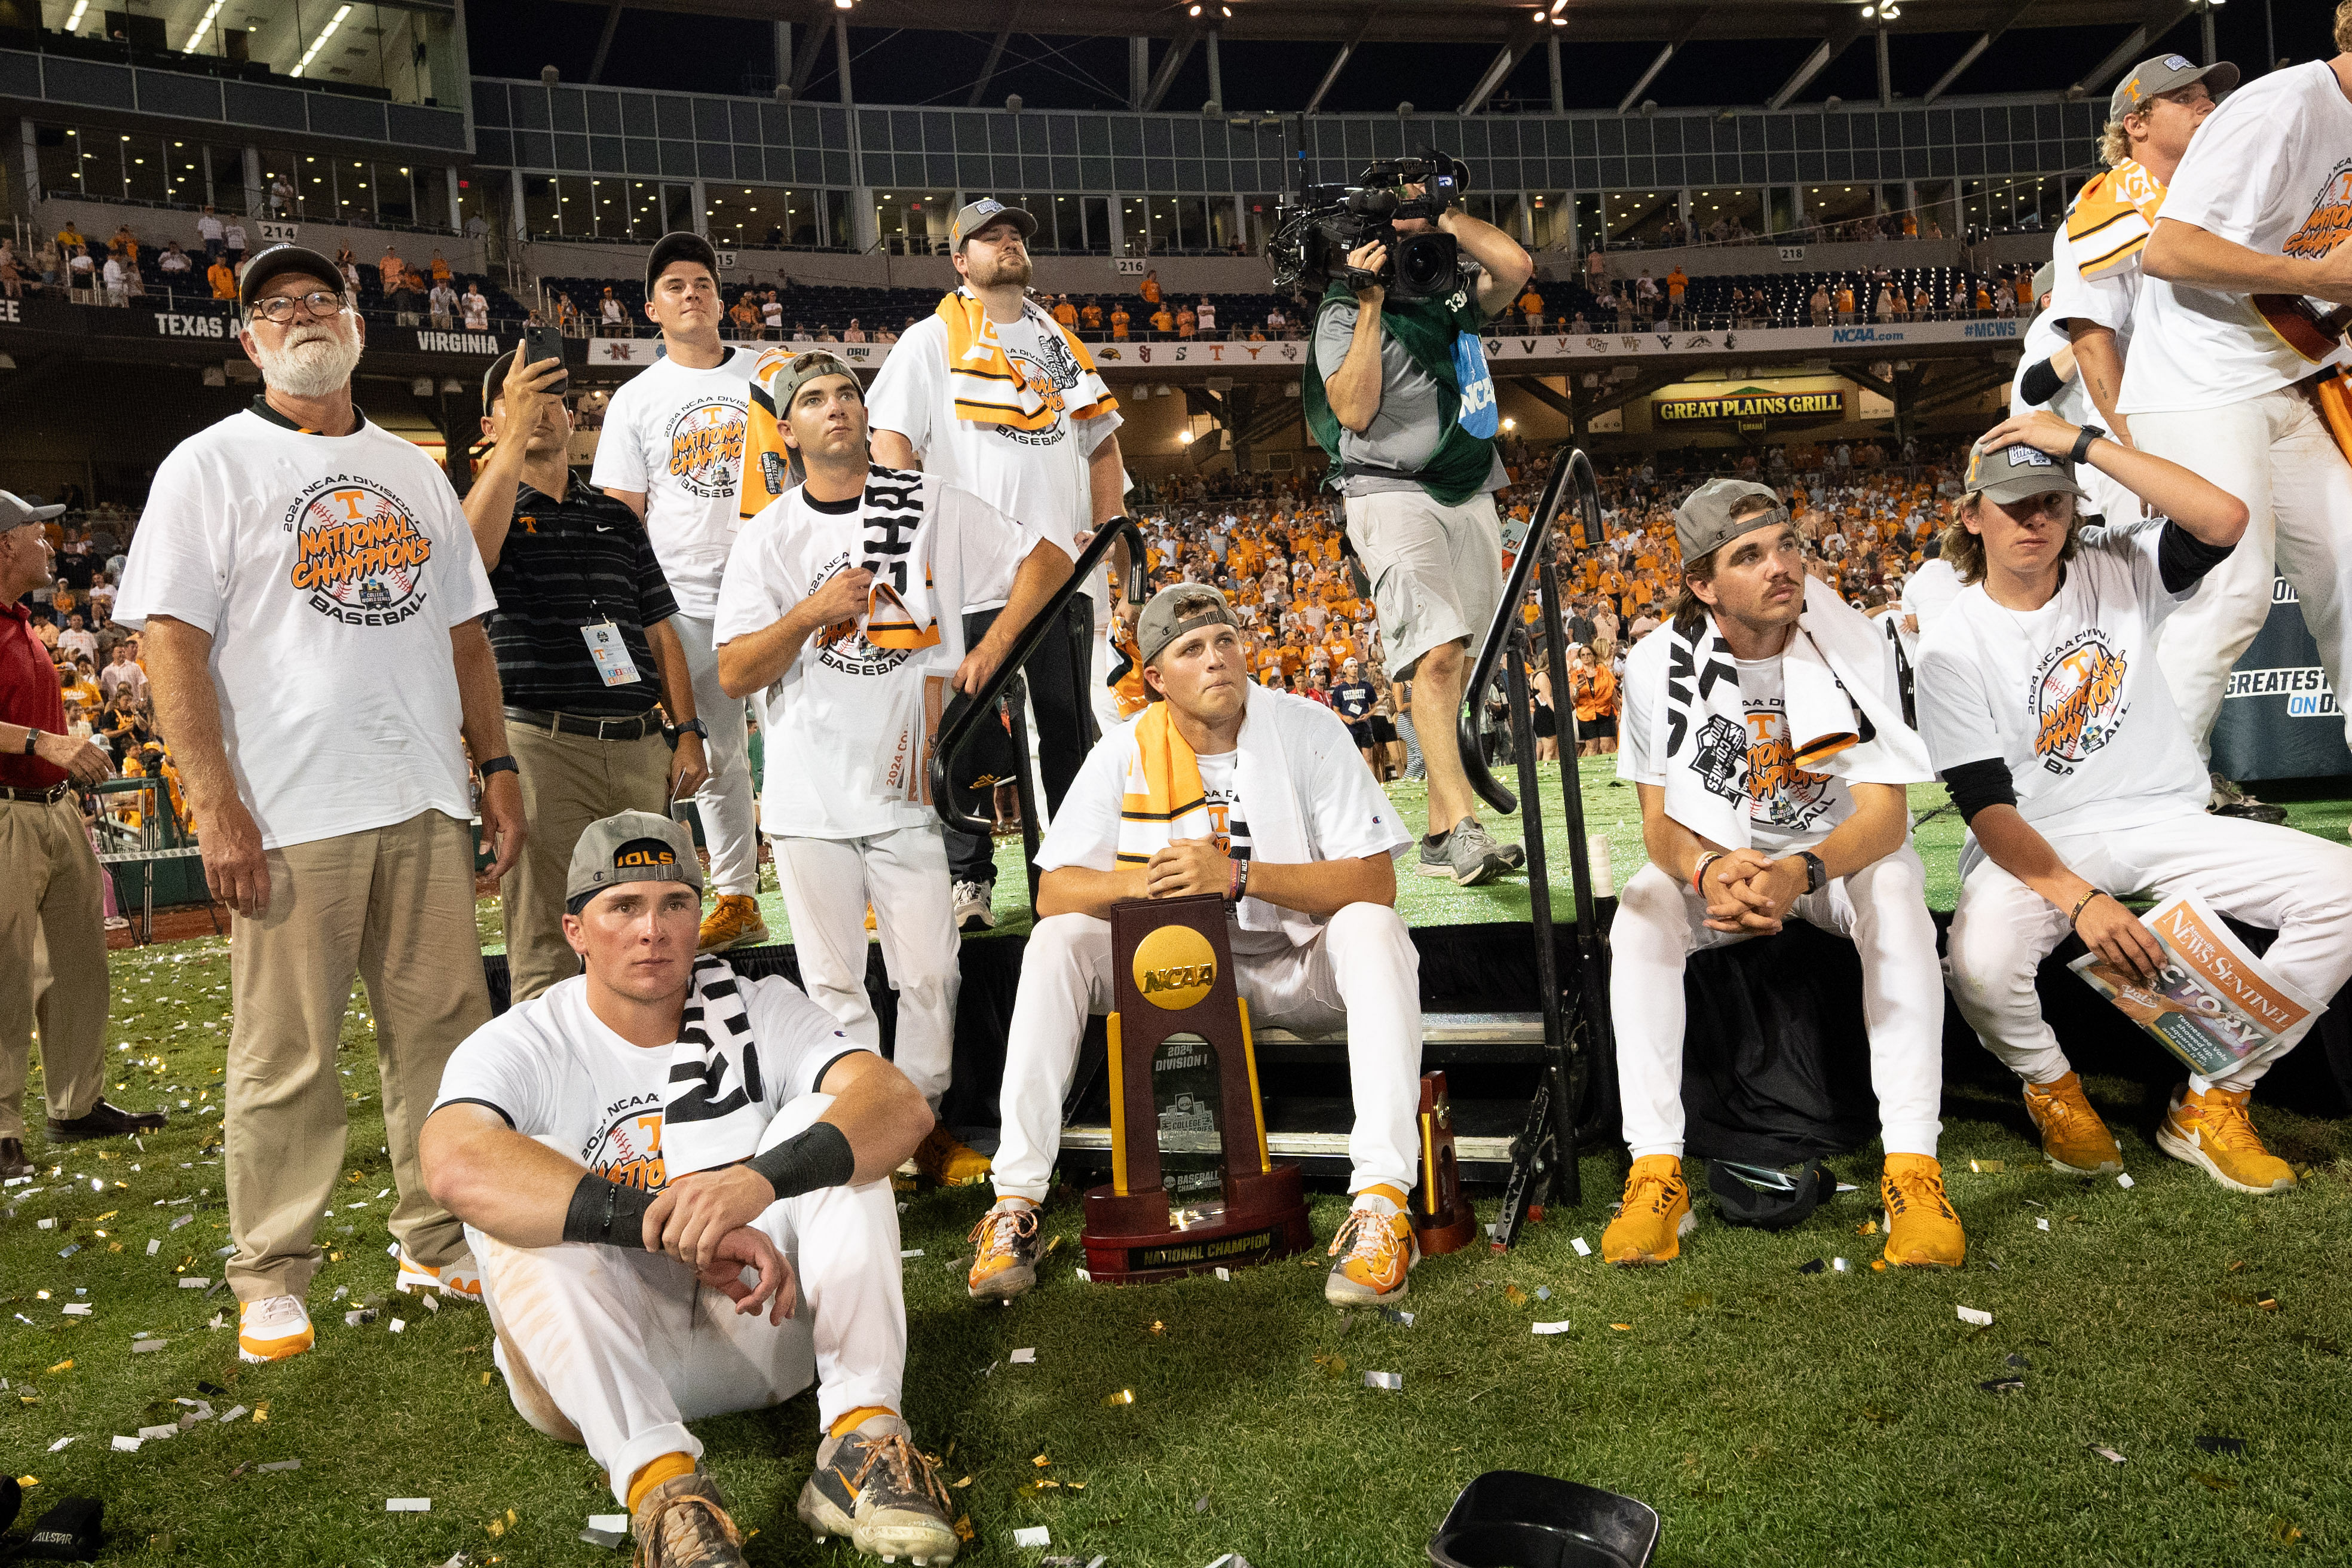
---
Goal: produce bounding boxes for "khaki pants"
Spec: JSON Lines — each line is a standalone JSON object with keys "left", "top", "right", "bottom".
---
{"left": 0, "top": 795, "right": 107, "bottom": 1140}
{"left": 502, "top": 722, "right": 672, "bottom": 1003}
{"left": 225, "top": 809, "right": 489, "bottom": 1302}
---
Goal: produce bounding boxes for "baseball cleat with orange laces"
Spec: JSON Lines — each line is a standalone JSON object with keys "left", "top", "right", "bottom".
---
{"left": 1324, "top": 1184, "right": 1418, "bottom": 1306}
{"left": 2158, "top": 1084, "right": 2297, "bottom": 1194}
{"left": 967, "top": 1198, "right": 1040, "bottom": 1301}
{"left": 1601, "top": 1154, "right": 1695, "bottom": 1265}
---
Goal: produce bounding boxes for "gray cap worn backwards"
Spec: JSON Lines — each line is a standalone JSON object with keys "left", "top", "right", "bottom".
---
{"left": 1673, "top": 477, "right": 1790, "bottom": 566}
{"left": 0, "top": 491, "right": 65, "bottom": 533}
{"left": 2109, "top": 53, "right": 2239, "bottom": 121}
{"left": 565, "top": 810, "right": 704, "bottom": 913}
{"left": 1963, "top": 438, "right": 2090, "bottom": 506}
{"left": 1137, "top": 583, "right": 1239, "bottom": 667}
{"left": 767, "top": 350, "right": 861, "bottom": 413}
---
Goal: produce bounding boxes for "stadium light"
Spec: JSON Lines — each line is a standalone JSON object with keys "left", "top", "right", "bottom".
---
{"left": 64, "top": 0, "right": 88, "bottom": 30}
{"left": 183, "top": 0, "right": 227, "bottom": 51}
{"left": 293, "top": 5, "right": 353, "bottom": 78}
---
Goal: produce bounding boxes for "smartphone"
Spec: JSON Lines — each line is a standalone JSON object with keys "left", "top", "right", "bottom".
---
{"left": 523, "top": 323, "right": 568, "bottom": 391}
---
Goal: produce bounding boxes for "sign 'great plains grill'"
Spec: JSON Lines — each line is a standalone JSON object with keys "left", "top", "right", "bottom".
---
{"left": 1655, "top": 388, "right": 1843, "bottom": 422}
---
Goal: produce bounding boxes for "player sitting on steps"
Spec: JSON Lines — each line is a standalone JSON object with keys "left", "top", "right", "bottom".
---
{"left": 969, "top": 583, "right": 1427, "bottom": 1309}
{"left": 419, "top": 811, "right": 958, "bottom": 1568}
{"left": 1920, "top": 412, "right": 2352, "bottom": 1194}
{"left": 1601, "top": 478, "right": 1965, "bottom": 1270}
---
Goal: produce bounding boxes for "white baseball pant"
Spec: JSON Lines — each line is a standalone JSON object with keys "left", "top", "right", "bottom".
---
{"left": 771, "top": 827, "right": 960, "bottom": 1109}
{"left": 468, "top": 1092, "right": 906, "bottom": 1506}
{"left": 667, "top": 614, "right": 761, "bottom": 897}
{"left": 1944, "top": 811, "right": 2352, "bottom": 1093}
{"left": 2136, "top": 389, "right": 2352, "bottom": 761}
{"left": 1608, "top": 846, "right": 1946, "bottom": 1161}
{"left": 992, "top": 904, "right": 1425, "bottom": 1202}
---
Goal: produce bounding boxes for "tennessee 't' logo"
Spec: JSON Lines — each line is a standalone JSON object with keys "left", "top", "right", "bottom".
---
{"left": 664, "top": 398, "right": 747, "bottom": 498}
{"left": 289, "top": 482, "right": 431, "bottom": 624}
{"left": 2283, "top": 164, "right": 2352, "bottom": 263}
{"left": 2032, "top": 630, "right": 2130, "bottom": 772}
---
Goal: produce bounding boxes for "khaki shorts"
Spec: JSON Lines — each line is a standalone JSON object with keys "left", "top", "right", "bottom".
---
{"left": 1343, "top": 488, "right": 1505, "bottom": 680}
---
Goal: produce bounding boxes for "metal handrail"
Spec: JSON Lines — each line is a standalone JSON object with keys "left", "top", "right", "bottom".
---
{"left": 929, "top": 514, "right": 1148, "bottom": 840}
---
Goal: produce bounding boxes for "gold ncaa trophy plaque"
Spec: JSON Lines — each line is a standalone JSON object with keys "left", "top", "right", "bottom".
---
{"left": 1079, "top": 893, "right": 1312, "bottom": 1284}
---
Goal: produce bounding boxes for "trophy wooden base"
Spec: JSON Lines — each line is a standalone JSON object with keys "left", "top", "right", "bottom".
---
{"left": 1411, "top": 1071, "right": 1482, "bottom": 1255}
{"left": 1079, "top": 1165, "right": 1313, "bottom": 1285}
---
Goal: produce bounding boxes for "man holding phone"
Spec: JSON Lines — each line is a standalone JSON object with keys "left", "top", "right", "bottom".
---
{"left": 466, "top": 340, "right": 710, "bottom": 1003}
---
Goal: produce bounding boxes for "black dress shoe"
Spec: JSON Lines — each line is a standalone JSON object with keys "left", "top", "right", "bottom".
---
{"left": 46, "top": 1100, "right": 170, "bottom": 1141}
{"left": 0, "top": 1137, "right": 32, "bottom": 1178}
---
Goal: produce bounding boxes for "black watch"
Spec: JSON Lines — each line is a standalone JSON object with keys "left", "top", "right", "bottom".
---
{"left": 20, "top": 727, "right": 38, "bottom": 756}
{"left": 1799, "top": 850, "right": 1827, "bottom": 895}
{"left": 664, "top": 717, "right": 709, "bottom": 750}
{"left": 2070, "top": 424, "right": 2105, "bottom": 466}
{"left": 477, "top": 755, "right": 519, "bottom": 780}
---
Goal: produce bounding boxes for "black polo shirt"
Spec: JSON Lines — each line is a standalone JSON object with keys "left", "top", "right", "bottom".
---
{"left": 485, "top": 473, "right": 679, "bottom": 717}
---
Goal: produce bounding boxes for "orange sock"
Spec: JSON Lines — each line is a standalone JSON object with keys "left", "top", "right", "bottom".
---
{"left": 626, "top": 1451, "right": 698, "bottom": 1513}
{"left": 828, "top": 1404, "right": 896, "bottom": 1440}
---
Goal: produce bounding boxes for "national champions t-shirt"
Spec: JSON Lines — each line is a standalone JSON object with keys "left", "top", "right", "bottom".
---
{"left": 112, "top": 402, "right": 495, "bottom": 852}
{"left": 431, "top": 972, "right": 865, "bottom": 1191}
{"left": 2118, "top": 62, "right": 2352, "bottom": 414}
{"left": 1913, "top": 521, "right": 2210, "bottom": 840}
{"left": 590, "top": 347, "right": 755, "bottom": 620}
{"left": 1618, "top": 643, "right": 1855, "bottom": 854}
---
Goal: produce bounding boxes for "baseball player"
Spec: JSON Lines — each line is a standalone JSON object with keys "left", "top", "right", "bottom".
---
{"left": 1601, "top": 479, "right": 1964, "bottom": 1270}
{"left": 2124, "top": 26, "right": 2352, "bottom": 769}
{"left": 715, "top": 352, "right": 1071, "bottom": 1187}
{"left": 420, "top": 811, "right": 956, "bottom": 1568}
{"left": 592, "top": 232, "right": 767, "bottom": 954}
{"left": 967, "top": 584, "right": 1426, "bottom": 1311}
{"left": 1920, "top": 412, "right": 2352, "bottom": 1193}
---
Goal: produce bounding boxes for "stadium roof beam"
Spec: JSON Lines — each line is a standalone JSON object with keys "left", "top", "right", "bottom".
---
{"left": 1509, "top": 375, "right": 1575, "bottom": 420}
{"left": 964, "top": 0, "right": 1027, "bottom": 107}
{"left": 1141, "top": 24, "right": 1202, "bottom": 112}
{"left": 1457, "top": 17, "right": 1547, "bottom": 116}
{"left": 1766, "top": 14, "right": 1866, "bottom": 112}
{"left": 587, "top": 3, "right": 626, "bottom": 85}
{"left": 788, "top": 11, "right": 832, "bottom": 100}
{"left": 1615, "top": 10, "right": 1710, "bottom": 116}
{"left": 1304, "top": 8, "right": 1382, "bottom": 117}
{"left": 1923, "top": 0, "right": 2036, "bottom": 103}
{"left": 2071, "top": 0, "right": 2202, "bottom": 96}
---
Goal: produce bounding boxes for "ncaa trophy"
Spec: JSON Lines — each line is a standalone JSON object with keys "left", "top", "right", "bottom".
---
{"left": 1080, "top": 893, "right": 1312, "bottom": 1284}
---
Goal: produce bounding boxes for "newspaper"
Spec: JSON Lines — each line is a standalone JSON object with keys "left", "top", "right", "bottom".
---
{"left": 2068, "top": 893, "right": 2318, "bottom": 1078}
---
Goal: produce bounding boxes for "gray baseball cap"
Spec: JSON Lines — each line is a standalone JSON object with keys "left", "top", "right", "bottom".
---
{"left": 2110, "top": 54, "right": 2238, "bottom": 121}
{"left": 1963, "top": 438, "right": 2090, "bottom": 506}
{"left": 565, "top": 810, "right": 704, "bottom": 912}
{"left": 765, "top": 349, "right": 861, "bottom": 415}
{"left": 0, "top": 491, "right": 65, "bottom": 533}
{"left": 950, "top": 197, "right": 1037, "bottom": 252}
{"left": 1137, "top": 583, "right": 1239, "bottom": 667}
{"left": 2032, "top": 262, "right": 2055, "bottom": 302}
{"left": 1672, "top": 477, "right": 1789, "bottom": 566}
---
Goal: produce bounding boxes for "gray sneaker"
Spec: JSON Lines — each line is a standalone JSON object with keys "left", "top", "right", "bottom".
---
{"left": 1419, "top": 817, "right": 1507, "bottom": 886}
{"left": 797, "top": 1415, "right": 961, "bottom": 1565}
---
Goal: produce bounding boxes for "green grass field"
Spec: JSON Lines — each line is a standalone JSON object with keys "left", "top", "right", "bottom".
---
{"left": 13, "top": 767, "right": 2352, "bottom": 1565}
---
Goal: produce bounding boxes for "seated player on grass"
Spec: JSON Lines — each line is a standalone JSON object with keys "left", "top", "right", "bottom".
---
{"left": 968, "top": 583, "right": 1428, "bottom": 1310}
{"left": 418, "top": 811, "right": 958, "bottom": 1568}
{"left": 1604, "top": 479, "right": 1965, "bottom": 1270}
{"left": 1919, "top": 412, "right": 2352, "bottom": 1194}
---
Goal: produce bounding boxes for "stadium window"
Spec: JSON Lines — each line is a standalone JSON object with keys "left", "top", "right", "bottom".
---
{"left": 818, "top": 189, "right": 849, "bottom": 250}
{"left": 1120, "top": 197, "right": 1146, "bottom": 258}
{"left": 1527, "top": 192, "right": 1569, "bottom": 251}
{"left": 523, "top": 175, "right": 561, "bottom": 238}
{"left": 379, "top": 166, "right": 422, "bottom": 228}
{"left": 662, "top": 183, "right": 695, "bottom": 235}
{"left": 552, "top": 174, "right": 593, "bottom": 237}
{"left": 32, "top": 125, "right": 81, "bottom": 201}
{"left": 632, "top": 182, "right": 663, "bottom": 237}
{"left": 1080, "top": 195, "right": 1110, "bottom": 256}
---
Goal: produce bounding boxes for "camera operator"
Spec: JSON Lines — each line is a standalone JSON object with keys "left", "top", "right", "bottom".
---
{"left": 1302, "top": 180, "right": 1533, "bottom": 887}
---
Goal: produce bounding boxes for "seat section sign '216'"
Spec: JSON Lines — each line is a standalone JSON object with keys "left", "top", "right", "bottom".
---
{"left": 283, "top": 474, "right": 436, "bottom": 627}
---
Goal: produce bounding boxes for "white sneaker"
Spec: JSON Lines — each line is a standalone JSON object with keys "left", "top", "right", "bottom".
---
{"left": 952, "top": 880, "right": 996, "bottom": 933}
{"left": 397, "top": 1248, "right": 485, "bottom": 1306}
{"left": 237, "top": 1294, "right": 314, "bottom": 1364}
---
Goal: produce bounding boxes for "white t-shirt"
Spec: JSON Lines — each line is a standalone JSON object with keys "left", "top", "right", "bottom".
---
{"left": 1036, "top": 686, "right": 1410, "bottom": 951}
{"left": 2047, "top": 210, "right": 2141, "bottom": 366}
{"left": 713, "top": 474, "right": 1039, "bottom": 839}
{"left": 862, "top": 311, "right": 1119, "bottom": 606}
{"left": 1900, "top": 557, "right": 1964, "bottom": 638}
{"left": 112, "top": 405, "right": 496, "bottom": 851}
{"left": 461, "top": 291, "right": 490, "bottom": 329}
{"left": 1196, "top": 303, "right": 1217, "bottom": 330}
{"left": 1914, "top": 521, "right": 2209, "bottom": 841}
{"left": 591, "top": 348, "right": 756, "bottom": 620}
{"left": 2118, "top": 62, "right": 2352, "bottom": 414}
{"left": 197, "top": 215, "right": 223, "bottom": 242}
{"left": 431, "top": 973, "right": 863, "bottom": 1190}
{"left": 1618, "top": 643, "right": 1855, "bottom": 855}
{"left": 2010, "top": 304, "right": 2094, "bottom": 424}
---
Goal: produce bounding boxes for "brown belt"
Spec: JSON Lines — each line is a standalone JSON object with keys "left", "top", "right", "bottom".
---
{"left": 503, "top": 706, "right": 662, "bottom": 742}
{"left": 2, "top": 782, "right": 72, "bottom": 804}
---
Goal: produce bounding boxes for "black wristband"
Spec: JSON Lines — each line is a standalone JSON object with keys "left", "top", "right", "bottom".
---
{"left": 746, "top": 1119, "right": 856, "bottom": 1202}
{"left": 478, "top": 755, "right": 519, "bottom": 780}
{"left": 561, "top": 1172, "right": 657, "bottom": 1248}
{"left": 2070, "top": 424, "right": 2104, "bottom": 466}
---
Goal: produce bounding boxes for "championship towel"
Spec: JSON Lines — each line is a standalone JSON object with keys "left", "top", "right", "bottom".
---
{"left": 937, "top": 287, "right": 1116, "bottom": 433}
{"left": 1655, "top": 578, "right": 1931, "bottom": 849}
{"left": 2065, "top": 158, "right": 2168, "bottom": 280}
{"left": 855, "top": 465, "right": 942, "bottom": 650}
{"left": 661, "top": 956, "right": 768, "bottom": 1177}
{"left": 1114, "top": 685, "right": 1316, "bottom": 943}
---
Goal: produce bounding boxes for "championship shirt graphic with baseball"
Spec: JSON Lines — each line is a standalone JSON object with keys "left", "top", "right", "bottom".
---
{"left": 590, "top": 348, "right": 754, "bottom": 619}
{"left": 1619, "top": 647, "right": 1852, "bottom": 852}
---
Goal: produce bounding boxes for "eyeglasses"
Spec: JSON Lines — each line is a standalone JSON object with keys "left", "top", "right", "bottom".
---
{"left": 249, "top": 290, "right": 345, "bottom": 324}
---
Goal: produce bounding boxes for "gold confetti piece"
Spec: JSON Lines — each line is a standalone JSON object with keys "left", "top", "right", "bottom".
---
{"left": 253, "top": 1404, "right": 268, "bottom": 1423}
{"left": 1609, "top": 1323, "right": 1632, "bottom": 1332}
{"left": 1312, "top": 1353, "right": 1347, "bottom": 1376}
{"left": 2270, "top": 1520, "right": 2304, "bottom": 1545}
{"left": 2228, "top": 1260, "right": 2247, "bottom": 1272}
{"left": 1148, "top": 1321, "right": 1165, "bottom": 1335}
{"left": 1855, "top": 1220, "right": 1877, "bottom": 1236}
{"left": 485, "top": 1521, "right": 505, "bottom": 1538}
{"left": 2192, "top": 1472, "right": 2237, "bottom": 1492}
{"left": 1031, "top": 1453, "right": 1052, "bottom": 1468}
{"left": 1968, "top": 1159, "right": 2004, "bottom": 1174}
{"left": 1067, "top": 1482, "right": 1085, "bottom": 1490}
{"left": 16, "top": 1477, "right": 35, "bottom": 1490}
{"left": 1503, "top": 1286, "right": 1527, "bottom": 1305}
{"left": 953, "top": 1515, "right": 975, "bottom": 1543}
{"left": 1043, "top": 1236, "right": 1061, "bottom": 1255}
{"left": 482, "top": 1371, "right": 494, "bottom": 1385}
{"left": 953, "top": 1477, "right": 972, "bottom": 1489}
{"left": 1871, "top": 1260, "right": 1887, "bottom": 1272}
{"left": 46, "top": 1360, "right": 72, "bottom": 1374}
{"left": 1102, "top": 1388, "right": 1135, "bottom": 1407}
{"left": 94, "top": 1211, "right": 117, "bottom": 1221}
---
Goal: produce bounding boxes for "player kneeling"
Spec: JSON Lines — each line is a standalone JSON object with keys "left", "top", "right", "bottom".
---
{"left": 1921, "top": 414, "right": 2352, "bottom": 1193}
{"left": 969, "top": 584, "right": 1426, "bottom": 1309}
{"left": 419, "top": 812, "right": 957, "bottom": 1567}
{"left": 1603, "top": 480, "right": 1963, "bottom": 1269}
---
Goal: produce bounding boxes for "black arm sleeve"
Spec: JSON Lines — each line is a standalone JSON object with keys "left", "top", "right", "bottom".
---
{"left": 561, "top": 1172, "right": 657, "bottom": 1248}
{"left": 1940, "top": 757, "right": 2019, "bottom": 825}
{"left": 2017, "top": 358, "right": 2063, "bottom": 408}
{"left": 2157, "top": 519, "right": 2237, "bottom": 595}
{"left": 746, "top": 1119, "right": 856, "bottom": 1201}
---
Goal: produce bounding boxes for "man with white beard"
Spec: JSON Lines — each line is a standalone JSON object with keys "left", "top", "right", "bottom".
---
{"left": 117, "top": 244, "right": 526, "bottom": 1366}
